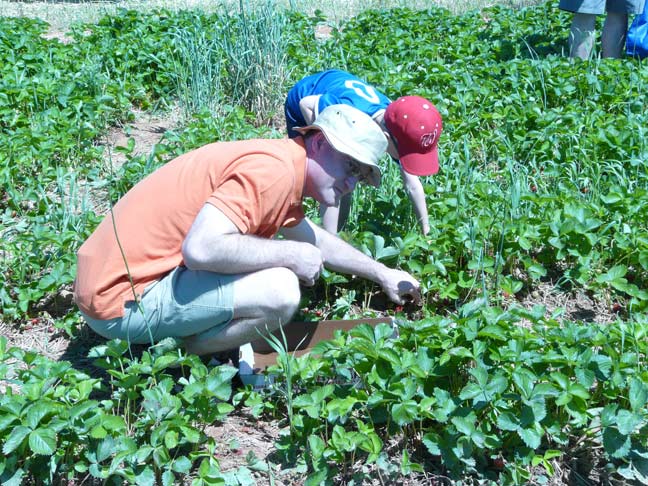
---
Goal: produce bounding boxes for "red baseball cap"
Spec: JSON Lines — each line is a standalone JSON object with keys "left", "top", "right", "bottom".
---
{"left": 384, "top": 96, "right": 443, "bottom": 176}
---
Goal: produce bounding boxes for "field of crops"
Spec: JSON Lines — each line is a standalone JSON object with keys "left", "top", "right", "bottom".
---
{"left": 1, "top": 0, "right": 648, "bottom": 484}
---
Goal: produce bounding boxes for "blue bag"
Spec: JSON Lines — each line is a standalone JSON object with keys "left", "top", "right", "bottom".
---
{"left": 627, "top": 2, "right": 648, "bottom": 59}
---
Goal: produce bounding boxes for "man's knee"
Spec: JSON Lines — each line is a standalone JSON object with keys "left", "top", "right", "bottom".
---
{"left": 267, "top": 267, "right": 301, "bottom": 317}
{"left": 233, "top": 266, "right": 300, "bottom": 315}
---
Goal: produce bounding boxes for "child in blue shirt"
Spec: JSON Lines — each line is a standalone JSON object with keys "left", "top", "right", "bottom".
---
{"left": 285, "top": 69, "right": 442, "bottom": 235}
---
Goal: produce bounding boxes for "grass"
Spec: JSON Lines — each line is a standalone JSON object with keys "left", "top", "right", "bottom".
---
{"left": 0, "top": 0, "right": 547, "bottom": 31}
{"left": 168, "top": 19, "right": 223, "bottom": 121}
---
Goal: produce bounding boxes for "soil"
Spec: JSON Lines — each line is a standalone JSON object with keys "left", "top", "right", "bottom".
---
{"left": 101, "top": 108, "right": 178, "bottom": 169}
{"left": 518, "top": 281, "right": 616, "bottom": 325}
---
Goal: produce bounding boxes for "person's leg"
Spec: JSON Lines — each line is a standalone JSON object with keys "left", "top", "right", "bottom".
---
{"left": 601, "top": 11, "right": 629, "bottom": 57}
{"left": 569, "top": 12, "right": 598, "bottom": 59}
{"left": 184, "top": 266, "right": 301, "bottom": 355}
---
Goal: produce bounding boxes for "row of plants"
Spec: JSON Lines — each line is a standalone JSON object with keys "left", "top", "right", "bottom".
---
{"left": 255, "top": 301, "right": 648, "bottom": 483}
{"left": 0, "top": 337, "right": 247, "bottom": 485}
{"left": 3, "top": 300, "right": 648, "bottom": 484}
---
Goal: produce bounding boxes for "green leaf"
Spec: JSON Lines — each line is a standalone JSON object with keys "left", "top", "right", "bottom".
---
{"left": 1, "top": 468, "right": 25, "bottom": 486}
{"left": 28, "top": 428, "right": 57, "bottom": 455}
{"left": 459, "top": 298, "right": 487, "bottom": 318}
{"left": 94, "top": 436, "right": 117, "bottom": 463}
{"left": 478, "top": 325, "right": 508, "bottom": 341}
{"left": 497, "top": 412, "right": 519, "bottom": 432}
{"left": 165, "top": 430, "right": 179, "bottom": 450}
{"left": 90, "top": 425, "right": 107, "bottom": 439}
{"left": 533, "top": 383, "right": 559, "bottom": 397}
{"left": 616, "top": 409, "right": 643, "bottom": 435}
{"left": 3, "top": 425, "right": 30, "bottom": 454}
{"left": 327, "top": 396, "right": 358, "bottom": 422}
{"left": 246, "top": 451, "right": 269, "bottom": 472}
{"left": 135, "top": 466, "right": 156, "bottom": 486}
{"left": 331, "top": 425, "right": 356, "bottom": 452}
{"left": 527, "top": 396, "right": 547, "bottom": 423}
{"left": 308, "top": 434, "right": 326, "bottom": 463}
{"left": 349, "top": 323, "right": 376, "bottom": 343}
{"left": 555, "top": 392, "right": 572, "bottom": 406}
{"left": 101, "top": 414, "right": 126, "bottom": 432}
{"left": 432, "top": 388, "right": 457, "bottom": 422}
{"left": 391, "top": 400, "right": 418, "bottom": 426}
{"left": 551, "top": 372, "right": 570, "bottom": 390}
{"left": 24, "top": 401, "right": 54, "bottom": 430}
{"left": 400, "top": 448, "right": 423, "bottom": 474}
{"left": 459, "top": 383, "right": 482, "bottom": 401}
{"left": 600, "top": 404, "right": 618, "bottom": 427}
{"left": 421, "top": 433, "right": 442, "bottom": 456}
{"left": 171, "top": 456, "right": 192, "bottom": 474}
{"left": 0, "top": 414, "right": 19, "bottom": 433}
{"left": 305, "top": 467, "right": 329, "bottom": 486}
{"left": 602, "top": 427, "right": 631, "bottom": 459}
{"left": 451, "top": 414, "right": 476, "bottom": 436}
{"left": 596, "top": 265, "right": 627, "bottom": 285}
{"left": 205, "top": 366, "right": 237, "bottom": 401}
{"left": 512, "top": 368, "right": 536, "bottom": 399}
{"left": 180, "top": 425, "right": 201, "bottom": 444}
{"left": 590, "top": 354, "right": 612, "bottom": 379}
{"left": 568, "top": 384, "right": 590, "bottom": 400}
{"left": 161, "top": 470, "right": 175, "bottom": 486}
{"left": 629, "top": 378, "right": 648, "bottom": 412}
{"left": 518, "top": 426, "right": 542, "bottom": 449}
{"left": 574, "top": 368, "right": 595, "bottom": 389}
{"left": 374, "top": 323, "right": 396, "bottom": 342}
{"left": 153, "top": 355, "right": 179, "bottom": 372}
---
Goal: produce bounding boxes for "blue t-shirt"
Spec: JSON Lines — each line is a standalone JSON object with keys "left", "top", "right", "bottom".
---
{"left": 285, "top": 70, "right": 391, "bottom": 133}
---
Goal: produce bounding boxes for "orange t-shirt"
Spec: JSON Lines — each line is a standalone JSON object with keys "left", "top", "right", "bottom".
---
{"left": 74, "top": 138, "right": 307, "bottom": 320}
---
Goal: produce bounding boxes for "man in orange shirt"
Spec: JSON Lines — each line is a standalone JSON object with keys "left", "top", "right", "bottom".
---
{"left": 74, "top": 105, "right": 421, "bottom": 355}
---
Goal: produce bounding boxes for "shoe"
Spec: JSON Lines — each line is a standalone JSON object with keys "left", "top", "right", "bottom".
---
{"left": 202, "top": 348, "right": 240, "bottom": 367}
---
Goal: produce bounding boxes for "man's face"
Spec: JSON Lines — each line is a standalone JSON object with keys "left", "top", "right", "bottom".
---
{"left": 304, "top": 132, "right": 372, "bottom": 206}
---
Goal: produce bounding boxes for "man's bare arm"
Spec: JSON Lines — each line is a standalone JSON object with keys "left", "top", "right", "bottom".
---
{"left": 280, "top": 218, "right": 421, "bottom": 304}
{"left": 182, "top": 204, "right": 323, "bottom": 284}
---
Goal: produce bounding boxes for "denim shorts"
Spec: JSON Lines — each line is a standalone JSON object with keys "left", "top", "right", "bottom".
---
{"left": 82, "top": 266, "right": 235, "bottom": 345}
{"left": 559, "top": 0, "right": 645, "bottom": 14}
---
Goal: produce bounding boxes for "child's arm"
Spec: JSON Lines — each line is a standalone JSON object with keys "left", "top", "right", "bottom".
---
{"left": 298, "top": 95, "right": 322, "bottom": 125}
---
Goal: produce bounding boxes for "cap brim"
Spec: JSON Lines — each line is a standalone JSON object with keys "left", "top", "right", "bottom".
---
{"left": 399, "top": 147, "right": 439, "bottom": 176}
{"left": 293, "top": 125, "right": 313, "bottom": 135}
{"left": 294, "top": 125, "right": 382, "bottom": 187}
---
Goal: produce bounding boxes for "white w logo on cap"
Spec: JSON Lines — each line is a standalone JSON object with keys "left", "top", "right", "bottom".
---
{"left": 420, "top": 129, "right": 438, "bottom": 148}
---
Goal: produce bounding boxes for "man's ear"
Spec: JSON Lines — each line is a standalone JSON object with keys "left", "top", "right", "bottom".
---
{"left": 308, "top": 130, "right": 326, "bottom": 154}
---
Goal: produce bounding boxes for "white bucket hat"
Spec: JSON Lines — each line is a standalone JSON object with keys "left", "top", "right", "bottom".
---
{"left": 294, "top": 104, "right": 387, "bottom": 187}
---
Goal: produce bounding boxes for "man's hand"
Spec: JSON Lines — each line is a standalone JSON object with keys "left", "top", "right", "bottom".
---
{"left": 380, "top": 269, "right": 422, "bottom": 305}
{"left": 291, "top": 243, "right": 324, "bottom": 286}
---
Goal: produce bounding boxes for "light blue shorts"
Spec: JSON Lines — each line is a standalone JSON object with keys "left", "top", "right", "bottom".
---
{"left": 559, "top": 0, "right": 645, "bottom": 14}
{"left": 82, "top": 266, "right": 235, "bottom": 345}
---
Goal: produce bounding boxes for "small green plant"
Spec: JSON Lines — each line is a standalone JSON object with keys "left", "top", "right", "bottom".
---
{"left": 168, "top": 16, "right": 223, "bottom": 120}
{"left": 218, "top": 0, "right": 291, "bottom": 124}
